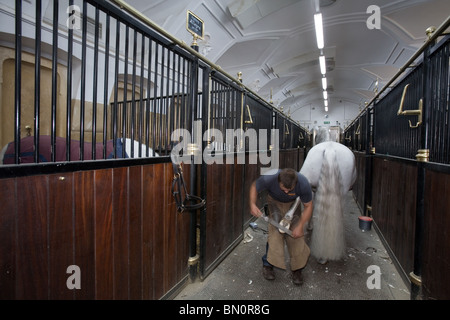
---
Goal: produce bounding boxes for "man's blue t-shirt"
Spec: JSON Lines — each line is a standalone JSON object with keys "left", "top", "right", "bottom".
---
{"left": 255, "top": 169, "right": 312, "bottom": 203}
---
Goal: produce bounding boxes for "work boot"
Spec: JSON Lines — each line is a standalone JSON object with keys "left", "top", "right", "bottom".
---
{"left": 292, "top": 269, "right": 303, "bottom": 286}
{"left": 262, "top": 266, "right": 275, "bottom": 280}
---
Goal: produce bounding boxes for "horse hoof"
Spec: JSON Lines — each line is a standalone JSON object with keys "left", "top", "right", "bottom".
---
{"left": 279, "top": 219, "right": 290, "bottom": 234}
{"left": 317, "top": 258, "right": 328, "bottom": 265}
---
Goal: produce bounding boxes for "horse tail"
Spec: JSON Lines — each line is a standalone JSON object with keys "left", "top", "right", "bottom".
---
{"left": 310, "top": 147, "right": 346, "bottom": 261}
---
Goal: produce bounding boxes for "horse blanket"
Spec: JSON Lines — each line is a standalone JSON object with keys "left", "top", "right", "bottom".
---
{"left": 2, "top": 135, "right": 125, "bottom": 164}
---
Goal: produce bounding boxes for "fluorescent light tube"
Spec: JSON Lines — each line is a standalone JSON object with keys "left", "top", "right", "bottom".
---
{"left": 314, "top": 13, "right": 324, "bottom": 49}
{"left": 325, "top": 106, "right": 328, "bottom": 112}
{"left": 322, "top": 77, "right": 327, "bottom": 90}
{"left": 324, "top": 99, "right": 328, "bottom": 107}
{"left": 319, "top": 55, "right": 326, "bottom": 75}
{"left": 323, "top": 90, "right": 328, "bottom": 100}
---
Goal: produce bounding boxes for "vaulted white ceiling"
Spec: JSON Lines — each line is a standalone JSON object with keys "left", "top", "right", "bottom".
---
{"left": 122, "top": 0, "right": 450, "bottom": 129}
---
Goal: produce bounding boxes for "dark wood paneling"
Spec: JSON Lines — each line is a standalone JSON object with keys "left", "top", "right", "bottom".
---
{"left": 112, "top": 167, "right": 129, "bottom": 299}
{"left": 202, "top": 150, "right": 302, "bottom": 275}
{"left": 128, "top": 165, "right": 143, "bottom": 300}
{"left": 298, "top": 148, "right": 305, "bottom": 169}
{"left": 94, "top": 169, "right": 114, "bottom": 299}
{"left": 74, "top": 170, "right": 95, "bottom": 300}
{"left": 0, "top": 149, "right": 322, "bottom": 300}
{"left": 280, "top": 148, "right": 306, "bottom": 171}
{"left": 151, "top": 163, "right": 165, "bottom": 299}
{"left": 353, "top": 152, "right": 366, "bottom": 211}
{"left": 0, "top": 178, "right": 16, "bottom": 299}
{"left": 423, "top": 169, "right": 450, "bottom": 299}
{"left": 164, "top": 162, "right": 178, "bottom": 293}
{"left": 175, "top": 165, "right": 190, "bottom": 289}
{"left": 205, "top": 161, "right": 235, "bottom": 269}
{"left": 371, "top": 157, "right": 416, "bottom": 275}
{"left": 16, "top": 176, "right": 48, "bottom": 299}
{"left": 48, "top": 173, "right": 74, "bottom": 300}
{"left": 280, "top": 148, "right": 300, "bottom": 171}
{"left": 16, "top": 175, "right": 49, "bottom": 299}
{"left": 0, "top": 162, "right": 190, "bottom": 300}
{"left": 232, "top": 163, "right": 245, "bottom": 238}
{"left": 243, "top": 154, "right": 260, "bottom": 226}
{"left": 142, "top": 164, "right": 155, "bottom": 299}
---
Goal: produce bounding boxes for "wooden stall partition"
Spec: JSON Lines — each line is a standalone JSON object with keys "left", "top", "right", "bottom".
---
{"left": 352, "top": 151, "right": 366, "bottom": 212}
{"left": 0, "top": 162, "right": 190, "bottom": 300}
{"left": 344, "top": 26, "right": 450, "bottom": 301}
{"left": 243, "top": 153, "right": 260, "bottom": 227}
{"left": 12, "top": 175, "right": 50, "bottom": 299}
{"left": 279, "top": 148, "right": 299, "bottom": 171}
{"left": 0, "top": 178, "right": 16, "bottom": 299}
{"left": 200, "top": 149, "right": 303, "bottom": 278}
{"left": 422, "top": 168, "right": 450, "bottom": 299}
{"left": 203, "top": 161, "right": 241, "bottom": 275}
{"left": 232, "top": 163, "right": 246, "bottom": 242}
{"left": 299, "top": 148, "right": 306, "bottom": 170}
{"left": 201, "top": 152, "right": 250, "bottom": 278}
{"left": 371, "top": 157, "right": 417, "bottom": 278}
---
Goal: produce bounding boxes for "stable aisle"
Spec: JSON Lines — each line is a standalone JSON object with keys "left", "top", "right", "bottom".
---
{"left": 175, "top": 191, "right": 410, "bottom": 300}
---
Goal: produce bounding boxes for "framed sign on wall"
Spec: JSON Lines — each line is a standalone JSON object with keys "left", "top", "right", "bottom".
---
{"left": 186, "top": 10, "right": 204, "bottom": 40}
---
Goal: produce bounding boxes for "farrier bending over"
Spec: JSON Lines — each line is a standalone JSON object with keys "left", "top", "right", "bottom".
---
{"left": 249, "top": 168, "right": 313, "bottom": 285}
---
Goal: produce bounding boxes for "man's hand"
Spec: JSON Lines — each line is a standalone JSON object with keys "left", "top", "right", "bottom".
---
{"left": 250, "top": 203, "right": 263, "bottom": 218}
{"left": 291, "top": 200, "right": 313, "bottom": 239}
{"left": 249, "top": 181, "right": 263, "bottom": 218}
{"left": 292, "top": 223, "right": 305, "bottom": 239}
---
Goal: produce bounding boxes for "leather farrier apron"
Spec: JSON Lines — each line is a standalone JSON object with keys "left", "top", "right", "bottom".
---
{"left": 266, "top": 195, "right": 310, "bottom": 270}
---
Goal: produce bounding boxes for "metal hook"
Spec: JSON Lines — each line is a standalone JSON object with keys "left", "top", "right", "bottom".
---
{"left": 244, "top": 105, "right": 253, "bottom": 124}
{"left": 397, "top": 84, "right": 423, "bottom": 128}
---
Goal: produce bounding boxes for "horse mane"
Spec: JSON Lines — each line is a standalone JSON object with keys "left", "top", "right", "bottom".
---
{"left": 310, "top": 146, "right": 346, "bottom": 261}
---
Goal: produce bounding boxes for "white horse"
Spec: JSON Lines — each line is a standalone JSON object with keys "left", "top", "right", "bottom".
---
{"left": 299, "top": 128, "right": 356, "bottom": 263}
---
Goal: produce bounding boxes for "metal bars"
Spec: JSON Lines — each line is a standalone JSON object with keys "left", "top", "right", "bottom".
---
{"left": 427, "top": 37, "right": 450, "bottom": 164}
{"left": 13, "top": 0, "right": 22, "bottom": 165}
{"left": 345, "top": 32, "right": 450, "bottom": 165}
{"left": 2, "top": 0, "right": 306, "bottom": 168}
{"left": 34, "top": 0, "right": 42, "bottom": 163}
{"left": 207, "top": 75, "right": 241, "bottom": 152}
{"left": 244, "top": 94, "right": 273, "bottom": 151}
{"left": 374, "top": 64, "right": 423, "bottom": 159}
{"left": 51, "top": 0, "right": 59, "bottom": 162}
{"left": 344, "top": 109, "right": 371, "bottom": 152}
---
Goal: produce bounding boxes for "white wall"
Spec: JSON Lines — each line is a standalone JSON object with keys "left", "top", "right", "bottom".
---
{"left": 290, "top": 99, "right": 361, "bottom": 131}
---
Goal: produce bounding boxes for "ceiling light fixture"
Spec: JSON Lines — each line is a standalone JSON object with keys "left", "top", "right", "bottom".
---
{"left": 315, "top": 9, "right": 329, "bottom": 116}
{"left": 314, "top": 13, "right": 324, "bottom": 49}
{"left": 319, "top": 55, "right": 326, "bottom": 75}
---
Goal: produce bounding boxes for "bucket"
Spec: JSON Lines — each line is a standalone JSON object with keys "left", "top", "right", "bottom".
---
{"left": 358, "top": 216, "right": 373, "bottom": 231}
